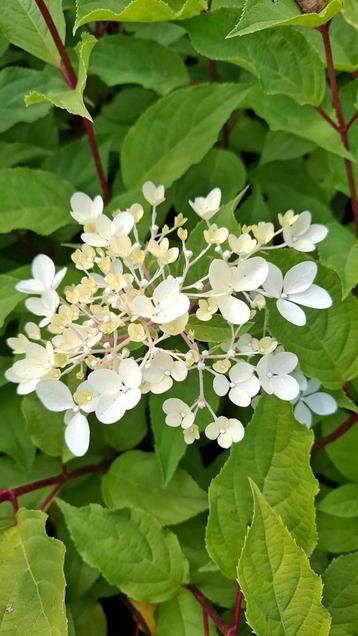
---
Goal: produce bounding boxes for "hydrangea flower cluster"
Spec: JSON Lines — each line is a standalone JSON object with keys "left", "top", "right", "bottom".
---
{"left": 6, "top": 184, "right": 337, "bottom": 456}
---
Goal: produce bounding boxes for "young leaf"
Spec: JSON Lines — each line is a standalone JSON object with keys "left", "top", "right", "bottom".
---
{"left": 0, "top": 508, "right": 67, "bottom": 635}
{"left": 156, "top": 588, "right": 217, "bottom": 635}
{"left": 58, "top": 501, "right": 189, "bottom": 603}
{"left": 22, "top": 393, "right": 65, "bottom": 458}
{"left": 206, "top": 395, "right": 317, "bottom": 580}
{"left": 318, "top": 222, "right": 358, "bottom": 299}
{"left": 238, "top": 483, "right": 331, "bottom": 636}
{"left": 0, "top": 0, "right": 66, "bottom": 66}
{"left": 317, "top": 483, "right": 358, "bottom": 517}
{"left": 0, "top": 168, "right": 73, "bottom": 234}
{"left": 322, "top": 552, "right": 358, "bottom": 636}
{"left": 342, "top": 0, "right": 358, "bottom": 30}
{"left": 90, "top": 34, "right": 189, "bottom": 96}
{"left": 0, "top": 274, "right": 23, "bottom": 327}
{"left": 74, "top": 0, "right": 206, "bottom": 32}
{"left": 25, "top": 33, "right": 97, "bottom": 120}
{"left": 102, "top": 450, "right": 208, "bottom": 525}
{"left": 121, "top": 82, "right": 253, "bottom": 189}
{"left": 0, "top": 385, "right": 36, "bottom": 471}
{"left": 321, "top": 410, "right": 358, "bottom": 482}
{"left": 317, "top": 510, "right": 358, "bottom": 553}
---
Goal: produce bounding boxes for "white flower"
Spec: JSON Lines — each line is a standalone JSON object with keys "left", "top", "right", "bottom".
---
{"left": 257, "top": 350, "right": 299, "bottom": 400}
{"left": 262, "top": 261, "right": 332, "bottom": 326}
{"left": 208, "top": 257, "right": 268, "bottom": 325}
{"left": 291, "top": 372, "right": 337, "bottom": 427}
{"left": 142, "top": 181, "right": 165, "bottom": 206}
{"left": 132, "top": 276, "right": 189, "bottom": 324}
{"left": 85, "top": 361, "right": 142, "bottom": 424}
{"left": 162, "top": 398, "right": 195, "bottom": 429}
{"left": 35, "top": 380, "right": 90, "bottom": 456}
{"left": 70, "top": 192, "right": 103, "bottom": 225}
{"left": 81, "top": 212, "right": 134, "bottom": 247}
{"left": 283, "top": 211, "right": 328, "bottom": 252}
{"left": 25, "top": 289, "right": 60, "bottom": 327}
{"left": 205, "top": 415, "right": 245, "bottom": 448}
{"left": 16, "top": 254, "right": 66, "bottom": 294}
{"left": 189, "top": 187, "right": 221, "bottom": 220}
{"left": 5, "top": 342, "right": 55, "bottom": 394}
{"left": 143, "top": 352, "right": 187, "bottom": 394}
{"left": 183, "top": 424, "right": 200, "bottom": 444}
{"left": 213, "top": 361, "right": 260, "bottom": 407}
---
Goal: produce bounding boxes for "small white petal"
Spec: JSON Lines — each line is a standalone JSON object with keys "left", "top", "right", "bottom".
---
{"left": 52, "top": 267, "right": 67, "bottom": 289}
{"left": 118, "top": 359, "right": 142, "bottom": 388}
{"left": 294, "top": 401, "right": 312, "bottom": 427}
{"left": 283, "top": 261, "right": 317, "bottom": 294}
{"left": 229, "top": 361, "right": 254, "bottom": 383}
{"left": 217, "top": 432, "right": 233, "bottom": 448}
{"left": 302, "top": 224, "right": 328, "bottom": 245}
{"left": 65, "top": 412, "right": 90, "bottom": 456}
{"left": 277, "top": 298, "right": 307, "bottom": 326}
{"left": 271, "top": 374, "right": 299, "bottom": 400}
{"left": 217, "top": 296, "right": 250, "bottom": 325}
{"left": 32, "top": 254, "right": 55, "bottom": 289}
{"left": 132, "top": 294, "right": 154, "bottom": 319}
{"left": 163, "top": 398, "right": 187, "bottom": 414}
{"left": 233, "top": 257, "right": 269, "bottom": 292}
{"left": 228, "top": 418, "right": 245, "bottom": 442}
{"left": 81, "top": 232, "right": 109, "bottom": 247}
{"left": 229, "top": 387, "right": 252, "bottom": 407}
{"left": 125, "top": 387, "right": 141, "bottom": 409}
{"left": 270, "top": 351, "right": 298, "bottom": 375}
{"left": 304, "top": 392, "right": 337, "bottom": 416}
{"left": 171, "top": 361, "right": 188, "bottom": 382}
{"left": 213, "top": 375, "right": 230, "bottom": 396}
{"left": 96, "top": 392, "right": 126, "bottom": 424}
{"left": 155, "top": 294, "right": 189, "bottom": 323}
{"left": 16, "top": 279, "right": 44, "bottom": 293}
{"left": 153, "top": 276, "right": 180, "bottom": 308}
{"left": 205, "top": 422, "right": 219, "bottom": 440}
{"left": 36, "top": 380, "right": 74, "bottom": 411}
{"left": 209, "top": 260, "right": 231, "bottom": 293}
{"left": 288, "top": 285, "right": 332, "bottom": 309}
{"left": 112, "top": 211, "right": 134, "bottom": 236}
{"left": 70, "top": 192, "right": 93, "bottom": 223}
{"left": 262, "top": 263, "right": 283, "bottom": 298}
{"left": 87, "top": 369, "right": 122, "bottom": 393}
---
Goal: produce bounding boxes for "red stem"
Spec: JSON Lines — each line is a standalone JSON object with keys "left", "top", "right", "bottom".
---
{"left": 227, "top": 586, "right": 243, "bottom": 635}
{"left": 311, "top": 413, "right": 358, "bottom": 453}
{"left": 315, "top": 105, "right": 339, "bottom": 132}
{"left": 33, "top": 0, "right": 110, "bottom": 203}
{"left": 202, "top": 607, "right": 210, "bottom": 636}
{"left": 184, "top": 585, "right": 231, "bottom": 635}
{"left": 319, "top": 21, "right": 358, "bottom": 235}
{"left": 347, "top": 111, "right": 358, "bottom": 131}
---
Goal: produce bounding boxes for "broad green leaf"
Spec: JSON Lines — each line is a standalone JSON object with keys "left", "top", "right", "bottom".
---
{"left": 267, "top": 253, "right": 358, "bottom": 389}
{"left": 0, "top": 508, "right": 67, "bottom": 635}
{"left": 317, "top": 511, "right": 358, "bottom": 553}
{"left": 22, "top": 393, "right": 65, "bottom": 457}
{"left": 101, "top": 396, "right": 148, "bottom": 450}
{"left": 321, "top": 410, "right": 358, "bottom": 482}
{"left": 238, "top": 483, "right": 331, "bottom": 636}
{"left": 90, "top": 34, "right": 189, "bottom": 96}
{"left": 318, "top": 222, "right": 358, "bottom": 298}
{"left": 187, "top": 315, "right": 232, "bottom": 343}
{"left": 322, "top": 553, "right": 358, "bottom": 636}
{"left": 70, "top": 600, "right": 107, "bottom": 636}
{"left": 324, "top": 14, "right": 358, "bottom": 72}
{"left": 228, "top": 0, "right": 341, "bottom": 37}
{"left": 0, "top": 385, "right": 35, "bottom": 471}
{"left": 342, "top": 0, "right": 358, "bottom": 29}
{"left": 0, "top": 274, "right": 23, "bottom": 327}
{"left": 58, "top": 501, "right": 189, "bottom": 603}
{"left": 260, "top": 130, "right": 316, "bottom": 165}
{"left": 0, "top": 67, "right": 63, "bottom": 134}
{"left": 25, "top": 33, "right": 97, "bottom": 120}
{"left": 184, "top": 10, "right": 325, "bottom": 105}
{"left": 57, "top": 514, "right": 99, "bottom": 602}
{"left": 0, "top": 0, "right": 65, "bottom": 66}
{"left": 206, "top": 395, "right": 317, "bottom": 580}
{"left": 125, "top": 21, "right": 186, "bottom": 45}
{"left": 74, "top": 0, "right": 206, "bottom": 31}
{"left": 156, "top": 588, "right": 217, "bottom": 635}
{"left": 102, "top": 450, "right": 208, "bottom": 525}
{"left": 121, "top": 82, "right": 253, "bottom": 189}
{"left": 0, "top": 141, "right": 49, "bottom": 168}
{"left": 246, "top": 84, "right": 350, "bottom": 159}
{"left": 317, "top": 484, "right": 358, "bottom": 517}
{"left": 0, "top": 168, "right": 74, "bottom": 235}
{"left": 174, "top": 147, "right": 246, "bottom": 220}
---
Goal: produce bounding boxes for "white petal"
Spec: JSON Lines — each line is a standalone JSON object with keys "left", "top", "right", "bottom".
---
{"left": 132, "top": 294, "right": 155, "bottom": 319}
{"left": 81, "top": 232, "right": 109, "bottom": 247}
{"left": 153, "top": 276, "right": 180, "bottom": 308}
{"left": 229, "top": 361, "right": 254, "bottom": 383}
{"left": 87, "top": 369, "right": 122, "bottom": 393}
{"left": 277, "top": 299, "right": 307, "bottom": 326}
{"left": 171, "top": 361, "right": 188, "bottom": 382}
{"left": 205, "top": 422, "right": 219, "bottom": 440}
{"left": 112, "top": 211, "right": 134, "bottom": 236}
{"left": 292, "top": 211, "right": 312, "bottom": 236}
{"left": 304, "top": 378, "right": 320, "bottom": 395}
{"left": 302, "top": 224, "right": 328, "bottom": 245}
{"left": 233, "top": 257, "right": 269, "bottom": 292}
{"left": 289, "top": 239, "right": 317, "bottom": 253}
{"left": 92, "top": 195, "right": 104, "bottom": 218}
{"left": 36, "top": 380, "right": 74, "bottom": 411}
{"left": 32, "top": 254, "right": 55, "bottom": 289}
{"left": 118, "top": 358, "right": 142, "bottom": 388}
{"left": 17, "top": 379, "right": 39, "bottom": 395}
{"left": 125, "top": 387, "right": 141, "bottom": 409}
{"left": 288, "top": 285, "right": 332, "bottom": 309}
{"left": 272, "top": 374, "right": 299, "bottom": 400}
{"left": 155, "top": 294, "right": 189, "bottom": 323}
{"left": 228, "top": 418, "right": 245, "bottom": 442}
{"left": 151, "top": 376, "right": 173, "bottom": 394}
{"left": 229, "top": 387, "right": 251, "bottom": 407}
{"left": 96, "top": 392, "right": 126, "bottom": 424}
{"left": 70, "top": 192, "right": 93, "bottom": 223}
{"left": 52, "top": 267, "right": 67, "bottom": 290}
{"left": 209, "top": 260, "right": 231, "bottom": 293}
{"left": 166, "top": 412, "right": 181, "bottom": 427}
{"left": 213, "top": 375, "right": 230, "bottom": 396}
{"left": 65, "top": 412, "right": 90, "bottom": 456}
{"left": 217, "top": 296, "right": 250, "bottom": 325}
{"left": 207, "top": 187, "right": 221, "bottom": 210}
{"left": 270, "top": 351, "right": 298, "bottom": 375}
{"left": 294, "top": 400, "right": 312, "bottom": 427}
{"left": 16, "top": 279, "right": 44, "bottom": 293}
{"left": 304, "top": 392, "right": 337, "bottom": 416}
{"left": 25, "top": 296, "right": 50, "bottom": 317}
{"left": 163, "top": 398, "right": 187, "bottom": 414}
{"left": 95, "top": 214, "right": 112, "bottom": 240}
{"left": 217, "top": 432, "right": 233, "bottom": 448}
{"left": 283, "top": 261, "right": 317, "bottom": 294}
{"left": 262, "top": 263, "right": 283, "bottom": 298}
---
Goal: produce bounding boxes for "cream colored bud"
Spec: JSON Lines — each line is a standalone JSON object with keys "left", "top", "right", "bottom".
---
{"left": 128, "top": 323, "right": 146, "bottom": 342}
{"left": 212, "top": 359, "right": 231, "bottom": 374}
{"left": 228, "top": 233, "right": 257, "bottom": 256}
{"left": 252, "top": 294, "right": 266, "bottom": 310}
{"left": 127, "top": 203, "right": 144, "bottom": 223}
{"left": 196, "top": 298, "right": 218, "bottom": 322}
{"left": 24, "top": 322, "right": 41, "bottom": 340}
{"left": 203, "top": 224, "right": 229, "bottom": 245}
{"left": 174, "top": 213, "right": 187, "bottom": 227}
{"left": 251, "top": 222, "right": 275, "bottom": 245}
{"left": 74, "top": 388, "right": 94, "bottom": 406}
{"left": 161, "top": 312, "right": 189, "bottom": 336}
{"left": 278, "top": 209, "right": 298, "bottom": 228}
{"left": 54, "top": 353, "right": 69, "bottom": 368}
{"left": 177, "top": 228, "right": 188, "bottom": 241}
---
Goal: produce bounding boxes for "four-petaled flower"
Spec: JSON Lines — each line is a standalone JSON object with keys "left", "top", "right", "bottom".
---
{"left": 256, "top": 350, "right": 299, "bottom": 401}
{"left": 132, "top": 276, "right": 189, "bottom": 324}
{"left": 205, "top": 416, "right": 245, "bottom": 448}
{"left": 213, "top": 361, "right": 260, "bottom": 406}
{"left": 143, "top": 352, "right": 187, "bottom": 394}
{"left": 189, "top": 187, "right": 221, "bottom": 220}
{"left": 283, "top": 211, "right": 328, "bottom": 252}
{"left": 5, "top": 342, "right": 55, "bottom": 394}
{"left": 16, "top": 254, "right": 67, "bottom": 295}
{"left": 162, "top": 398, "right": 195, "bottom": 429}
{"left": 291, "top": 372, "right": 337, "bottom": 427}
{"left": 70, "top": 192, "right": 103, "bottom": 225}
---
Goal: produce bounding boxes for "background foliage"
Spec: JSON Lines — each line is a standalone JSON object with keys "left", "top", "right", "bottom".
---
{"left": 0, "top": 1, "right": 357, "bottom": 634}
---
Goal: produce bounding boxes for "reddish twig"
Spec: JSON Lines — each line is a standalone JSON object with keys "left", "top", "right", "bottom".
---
{"left": 202, "top": 607, "right": 210, "bottom": 636}
{"left": 207, "top": 59, "right": 218, "bottom": 82}
{"left": 184, "top": 585, "right": 231, "bottom": 635}
{"left": 347, "top": 110, "right": 358, "bottom": 131}
{"left": 315, "top": 105, "right": 339, "bottom": 132}
{"left": 319, "top": 21, "right": 358, "bottom": 235}
{"left": 311, "top": 413, "right": 358, "bottom": 453}
{"left": 33, "top": 0, "right": 110, "bottom": 203}
{"left": 226, "top": 586, "right": 243, "bottom": 635}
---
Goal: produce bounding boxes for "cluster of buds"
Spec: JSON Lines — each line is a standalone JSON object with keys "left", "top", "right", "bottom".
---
{"left": 6, "top": 184, "right": 337, "bottom": 456}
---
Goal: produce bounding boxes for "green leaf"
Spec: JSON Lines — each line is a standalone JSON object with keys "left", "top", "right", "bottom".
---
{"left": 187, "top": 315, "right": 232, "bottom": 343}
{"left": 238, "top": 483, "right": 331, "bottom": 636}
{"left": 342, "top": 0, "right": 358, "bottom": 30}
{"left": 74, "top": 0, "right": 206, "bottom": 31}
{"left": 90, "top": 34, "right": 188, "bottom": 96}
{"left": 58, "top": 500, "right": 189, "bottom": 603}
{"left": 318, "top": 222, "right": 358, "bottom": 298}
{"left": 322, "top": 552, "right": 358, "bottom": 636}
{"left": 102, "top": 450, "right": 208, "bottom": 525}
{"left": 70, "top": 600, "right": 107, "bottom": 636}
{"left": 228, "top": 0, "right": 341, "bottom": 37}
{"left": 321, "top": 410, "right": 358, "bottom": 482}
{"left": 260, "top": 130, "right": 316, "bottom": 165}
{"left": 317, "top": 484, "right": 358, "bottom": 517}
{"left": 0, "top": 168, "right": 74, "bottom": 235}
{"left": 156, "top": 588, "right": 217, "bottom": 635}
{"left": 0, "top": 508, "right": 67, "bottom": 635}
{"left": 185, "top": 10, "right": 325, "bottom": 105}
{"left": 25, "top": 33, "right": 97, "bottom": 120}
{"left": 121, "top": 82, "right": 253, "bottom": 189}
{"left": 0, "top": 141, "right": 49, "bottom": 168}
{"left": 0, "top": 385, "right": 35, "bottom": 471}
{"left": 0, "top": 274, "right": 23, "bottom": 327}
{"left": 101, "top": 396, "right": 148, "bottom": 451}
{"left": 22, "top": 393, "right": 65, "bottom": 458}
{"left": 317, "top": 511, "right": 358, "bottom": 553}
{"left": 0, "top": 0, "right": 66, "bottom": 66}
{"left": 267, "top": 253, "right": 358, "bottom": 389}
{"left": 206, "top": 395, "right": 317, "bottom": 581}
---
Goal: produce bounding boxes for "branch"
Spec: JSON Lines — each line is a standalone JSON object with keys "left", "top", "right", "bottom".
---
{"left": 315, "top": 105, "right": 339, "bottom": 132}
{"left": 311, "top": 413, "right": 358, "bottom": 453}
{"left": 319, "top": 21, "right": 358, "bottom": 235}
{"left": 347, "top": 110, "right": 358, "bottom": 132}
{"left": 34, "top": 0, "right": 110, "bottom": 203}
{"left": 184, "top": 585, "right": 231, "bottom": 635}
{"left": 226, "top": 586, "right": 243, "bottom": 635}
